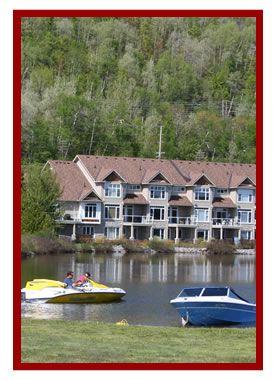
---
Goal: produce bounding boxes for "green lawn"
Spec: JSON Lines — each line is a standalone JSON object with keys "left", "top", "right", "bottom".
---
{"left": 21, "top": 318, "right": 256, "bottom": 363}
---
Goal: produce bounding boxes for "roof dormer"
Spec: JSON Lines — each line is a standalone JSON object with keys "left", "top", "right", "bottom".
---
{"left": 193, "top": 174, "right": 215, "bottom": 186}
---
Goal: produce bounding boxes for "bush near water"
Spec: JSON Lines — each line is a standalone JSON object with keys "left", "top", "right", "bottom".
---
{"left": 22, "top": 232, "right": 255, "bottom": 256}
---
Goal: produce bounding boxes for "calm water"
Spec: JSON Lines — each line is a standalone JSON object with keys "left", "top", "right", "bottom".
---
{"left": 21, "top": 252, "right": 256, "bottom": 327}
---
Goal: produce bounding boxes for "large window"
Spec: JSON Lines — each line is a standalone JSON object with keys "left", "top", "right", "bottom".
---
{"left": 241, "top": 230, "right": 252, "bottom": 240}
{"left": 168, "top": 207, "right": 178, "bottom": 223}
{"left": 194, "top": 186, "right": 210, "bottom": 201}
{"left": 84, "top": 204, "right": 97, "bottom": 218}
{"left": 237, "top": 189, "right": 254, "bottom": 203}
{"left": 238, "top": 209, "right": 252, "bottom": 224}
{"left": 105, "top": 204, "right": 120, "bottom": 219}
{"left": 150, "top": 206, "right": 165, "bottom": 220}
{"left": 105, "top": 227, "right": 120, "bottom": 239}
{"left": 105, "top": 183, "right": 121, "bottom": 198}
{"left": 82, "top": 226, "right": 94, "bottom": 236}
{"left": 153, "top": 228, "right": 165, "bottom": 239}
{"left": 197, "top": 229, "right": 209, "bottom": 241}
{"left": 194, "top": 208, "right": 209, "bottom": 222}
{"left": 150, "top": 186, "right": 166, "bottom": 199}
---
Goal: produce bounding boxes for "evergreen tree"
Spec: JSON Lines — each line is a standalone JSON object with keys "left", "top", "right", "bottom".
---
{"left": 21, "top": 164, "right": 61, "bottom": 233}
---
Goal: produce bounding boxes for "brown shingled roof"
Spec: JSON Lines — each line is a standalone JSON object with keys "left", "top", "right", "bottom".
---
{"left": 50, "top": 156, "right": 255, "bottom": 202}
{"left": 168, "top": 195, "right": 193, "bottom": 206}
{"left": 123, "top": 194, "right": 149, "bottom": 205}
{"left": 174, "top": 160, "right": 256, "bottom": 188}
{"left": 212, "top": 197, "right": 237, "bottom": 208}
{"left": 47, "top": 160, "right": 99, "bottom": 201}
{"left": 75, "top": 155, "right": 189, "bottom": 185}
{"left": 74, "top": 155, "right": 255, "bottom": 188}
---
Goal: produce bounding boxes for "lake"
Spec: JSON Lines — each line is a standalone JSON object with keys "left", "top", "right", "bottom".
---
{"left": 21, "top": 252, "right": 256, "bottom": 327}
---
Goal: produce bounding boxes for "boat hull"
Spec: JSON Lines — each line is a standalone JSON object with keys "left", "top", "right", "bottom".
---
{"left": 21, "top": 286, "right": 126, "bottom": 304}
{"left": 46, "top": 291, "right": 125, "bottom": 304}
{"left": 171, "top": 301, "right": 256, "bottom": 326}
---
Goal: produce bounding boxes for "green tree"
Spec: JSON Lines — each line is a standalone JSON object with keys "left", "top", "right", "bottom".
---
{"left": 21, "top": 164, "right": 61, "bottom": 233}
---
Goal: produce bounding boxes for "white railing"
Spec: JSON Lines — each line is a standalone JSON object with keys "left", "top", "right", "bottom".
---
{"left": 57, "top": 214, "right": 254, "bottom": 228}
{"left": 168, "top": 216, "right": 197, "bottom": 225}
{"left": 212, "top": 218, "right": 238, "bottom": 226}
{"left": 123, "top": 215, "right": 153, "bottom": 224}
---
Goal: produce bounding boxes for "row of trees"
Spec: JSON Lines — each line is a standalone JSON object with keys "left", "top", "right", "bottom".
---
{"left": 22, "top": 17, "right": 256, "bottom": 164}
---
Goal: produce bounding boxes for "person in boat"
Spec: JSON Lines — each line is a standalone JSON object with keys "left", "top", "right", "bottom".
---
{"left": 75, "top": 272, "right": 92, "bottom": 287}
{"left": 63, "top": 271, "right": 76, "bottom": 288}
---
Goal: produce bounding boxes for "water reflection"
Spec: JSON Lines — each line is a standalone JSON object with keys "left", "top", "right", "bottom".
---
{"left": 21, "top": 253, "right": 256, "bottom": 326}
{"left": 22, "top": 253, "right": 255, "bottom": 286}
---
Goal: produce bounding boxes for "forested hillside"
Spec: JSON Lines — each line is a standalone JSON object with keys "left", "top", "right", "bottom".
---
{"left": 21, "top": 17, "right": 256, "bottom": 164}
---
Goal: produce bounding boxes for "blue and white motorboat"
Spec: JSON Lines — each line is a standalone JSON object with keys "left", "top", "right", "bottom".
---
{"left": 170, "top": 286, "right": 256, "bottom": 326}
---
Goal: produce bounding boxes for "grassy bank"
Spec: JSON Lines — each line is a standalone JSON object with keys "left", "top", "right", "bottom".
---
{"left": 21, "top": 319, "right": 256, "bottom": 363}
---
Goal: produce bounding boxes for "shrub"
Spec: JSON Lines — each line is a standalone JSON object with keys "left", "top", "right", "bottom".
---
{"left": 120, "top": 239, "right": 148, "bottom": 253}
{"left": 148, "top": 237, "right": 175, "bottom": 253}
{"left": 239, "top": 239, "right": 256, "bottom": 249}
{"left": 206, "top": 239, "right": 235, "bottom": 255}
{"left": 21, "top": 231, "right": 75, "bottom": 255}
{"left": 91, "top": 238, "right": 114, "bottom": 253}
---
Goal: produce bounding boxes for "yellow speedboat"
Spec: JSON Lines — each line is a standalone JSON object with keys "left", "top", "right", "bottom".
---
{"left": 21, "top": 278, "right": 126, "bottom": 303}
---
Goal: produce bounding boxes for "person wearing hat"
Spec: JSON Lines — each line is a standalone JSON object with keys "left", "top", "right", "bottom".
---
{"left": 63, "top": 271, "right": 75, "bottom": 288}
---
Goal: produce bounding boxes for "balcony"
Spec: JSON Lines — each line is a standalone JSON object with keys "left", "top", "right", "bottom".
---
{"left": 123, "top": 215, "right": 153, "bottom": 224}
{"left": 168, "top": 216, "right": 197, "bottom": 226}
{"left": 212, "top": 218, "right": 239, "bottom": 227}
{"left": 56, "top": 213, "right": 101, "bottom": 224}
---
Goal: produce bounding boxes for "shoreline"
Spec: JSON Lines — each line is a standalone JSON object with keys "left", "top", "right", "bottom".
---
{"left": 22, "top": 244, "right": 255, "bottom": 257}
{"left": 22, "top": 232, "right": 255, "bottom": 257}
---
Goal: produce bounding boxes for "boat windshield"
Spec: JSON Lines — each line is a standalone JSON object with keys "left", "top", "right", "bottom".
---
{"left": 228, "top": 288, "right": 249, "bottom": 302}
{"left": 201, "top": 287, "right": 228, "bottom": 297}
{"left": 178, "top": 288, "right": 203, "bottom": 297}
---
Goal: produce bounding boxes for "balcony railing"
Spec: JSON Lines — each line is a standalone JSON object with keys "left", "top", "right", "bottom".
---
{"left": 123, "top": 215, "right": 153, "bottom": 224}
{"left": 168, "top": 216, "right": 197, "bottom": 225}
{"left": 212, "top": 218, "right": 238, "bottom": 226}
{"left": 57, "top": 214, "right": 254, "bottom": 228}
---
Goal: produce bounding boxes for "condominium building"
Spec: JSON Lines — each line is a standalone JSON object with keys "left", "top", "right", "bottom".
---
{"left": 47, "top": 155, "right": 256, "bottom": 243}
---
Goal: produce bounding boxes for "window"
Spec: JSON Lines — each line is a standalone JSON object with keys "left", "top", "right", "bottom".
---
{"left": 178, "top": 288, "right": 203, "bottom": 297}
{"left": 105, "top": 227, "right": 120, "bottom": 239}
{"left": 202, "top": 288, "right": 228, "bottom": 297}
{"left": 237, "top": 189, "right": 254, "bottom": 203}
{"left": 123, "top": 205, "right": 133, "bottom": 222}
{"left": 194, "top": 208, "right": 209, "bottom": 222}
{"left": 84, "top": 204, "right": 97, "bottom": 218}
{"left": 82, "top": 226, "right": 94, "bottom": 236}
{"left": 238, "top": 209, "right": 252, "bottom": 224}
{"left": 168, "top": 207, "right": 178, "bottom": 223}
{"left": 105, "top": 183, "right": 121, "bottom": 197}
{"left": 241, "top": 230, "right": 252, "bottom": 240}
{"left": 105, "top": 204, "right": 120, "bottom": 219}
{"left": 150, "top": 186, "right": 166, "bottom": 199}
{"left": 194, "top": 186, "right": 210, "bottom": 201}
{"left": 172, "top": 186, "right": 186, "bottom": 193}
{"left": 197, "top": 229, "right": 209, "bottom": 241}
{"left": 150, "top": 206, "right": 165, "bottom": 220}
{"left": 152, "top": 228, "right": 164, "bottom": 239}
{"left": 216, "top": 188, "right": 228, "bottom": 196}
{"left": 128, "top": 184, "right": 141, "bottom": 191}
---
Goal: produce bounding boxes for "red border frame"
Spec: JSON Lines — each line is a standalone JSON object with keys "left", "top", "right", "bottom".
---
{"left": 14, "top": 9, "right": 263, "bottom": 370}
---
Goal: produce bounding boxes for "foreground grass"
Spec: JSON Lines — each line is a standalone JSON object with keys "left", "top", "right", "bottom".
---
{"left": 21, "top": 319, "right": 256, "bottom": 363}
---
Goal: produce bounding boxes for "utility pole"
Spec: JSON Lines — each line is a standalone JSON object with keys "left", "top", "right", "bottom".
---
{"left": 156, "top": 125, "right": 165, "bottom": 159}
